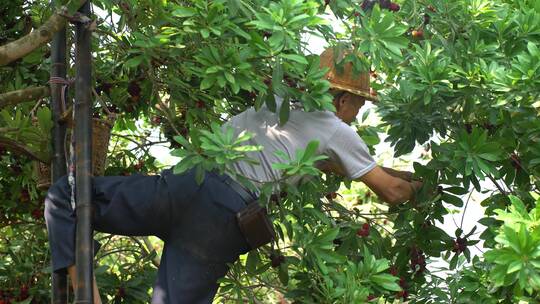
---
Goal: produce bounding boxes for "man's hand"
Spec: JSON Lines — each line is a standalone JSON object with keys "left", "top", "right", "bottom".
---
{"left": 381, "top": 166, "right": 414, "bottom": 182}
{"left": 358, "top": 166, "right": 422, "bottom": 206}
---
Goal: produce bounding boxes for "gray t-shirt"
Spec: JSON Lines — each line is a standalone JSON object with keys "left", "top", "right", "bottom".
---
{"left": 224, "top": 98, "right": 376, "bottom": 188}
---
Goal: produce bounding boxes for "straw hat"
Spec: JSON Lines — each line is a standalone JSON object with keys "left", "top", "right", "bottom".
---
{"left": 319, "top": 47, "right": 373, "bottom": 100}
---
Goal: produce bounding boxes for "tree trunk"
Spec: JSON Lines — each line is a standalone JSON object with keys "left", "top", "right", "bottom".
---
{"left": 0, "top": 0, "right": 88, "bottom": 66}
{"left": 0, "top": 136, "right": 47, "bottom": 162}
{"left": 0, "top": 86, "right": 50, "bottom": 110}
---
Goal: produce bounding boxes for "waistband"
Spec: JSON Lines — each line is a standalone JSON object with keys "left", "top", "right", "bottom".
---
{"left": 219, "top": 174, "right": 258, "bottom": 204}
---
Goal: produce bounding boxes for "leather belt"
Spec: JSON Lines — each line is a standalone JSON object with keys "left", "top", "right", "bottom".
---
{"left": 221, "top": 175, "right": 257, "bottom": 204}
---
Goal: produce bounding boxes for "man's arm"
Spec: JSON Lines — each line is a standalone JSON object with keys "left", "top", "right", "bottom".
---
{"left": 358, "top": 166, "right": 422, "bottom": 206}
{"left": 321, "top": 161, "right": 421, "bottom": 206}
{"left": 380, "top": 166, "right": 414, "bottom": 182}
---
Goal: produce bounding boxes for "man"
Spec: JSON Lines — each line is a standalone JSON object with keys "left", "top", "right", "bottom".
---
{"left": 44, "top": 47, "right": 422, "bottom": 303}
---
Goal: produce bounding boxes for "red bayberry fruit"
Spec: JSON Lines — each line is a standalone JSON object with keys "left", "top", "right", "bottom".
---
{"left": 125, "top": 104, "right": 135, "bottom": 113}
{"left": 10, "top": 164, "right": 22, "bottom": 175}
{"left": 356, "top": 229, "right": 368, "bottom": 237}
{"left": 399, "top": 277, "right": 406, "bottom": 287}
{"left": 362, "top": 223, "right": 370, "bottom": 230}
{"left": 389, "top": 266, "right": 399, "bottom": 276}
{"left": 354, "top": 11, "right": 360, "bottom": 17}
{"left": 116, "top": 287, "right": 126, "bottom": 298}
{"left": 263, "top": 78, "right": 271, "bottom": 86}
{"left": 127, "top": 81, "right": 141, "bottom": 98}
{"left": 361, "top": 0, "right": 374, "bottom": 11}
{"left": 270, "top": 253, "right": 285, "bottom": 268}
{"left": 396, "top": 290, "right": 409, "bottom": 300}
{"left": 151, "top": 115, "right": 162, "bottom": 125}
{"left": 367, "top": 294, "right": 376, "bottom": 301}
{"left": 410, "top": 247, "right": 427, "bottom": 273}
{"left": 134, "top": 161, "right": 144, "bottom": 171}
{"left": 388, "top": 2, "right": 400, "bottom": 11}
{"left": 31, "top": 209, "right": 43, "bottom": 220}
{"left": 411, "top": 29, "right": 424, "bottom": 39}
{"left": 423, "top": 13, "right": 431, "bottom": 25}
{"left": 379, "top": 0, "right": 391, "bottom": 9}
{"left": 325, "top": 192, "right": 338, "bottom": 200}
{"left": 196, "top": 100, "right": 205, "bottom": 109}
{"left": 20, "top": 189, "right": 30, "bottom": 203}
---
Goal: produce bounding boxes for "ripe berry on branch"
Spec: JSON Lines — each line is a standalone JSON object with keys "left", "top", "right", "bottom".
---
{"left": 396, "top": 290, "right": 409, "bottom": 300}
{"left": 424, "top": 13, "right": 431, "bottom": 25}
{"left": 31, "top": 208, "right": 43, "bottom": 220}
{"left": 356, "top": 222, "right": 370, "bottom": 237}
{"left": 151, "top": 115, "right": 162, "bottom": 125}
{"left": 325, "top": 192, "right": 338, "bottom": 200}
{"left": 270, "top": 253, "right": 285, "bottom": 268}
{"left": 411, "top": 29, "right": 424, "bottom": 39}
{"left": 452, "top": 237, "right": 467, "bottom": 254}
{"left": 410, "top": 247, "right": 427, "bottom": 273}
{"left": 379, "top": 0, "right": 391, "bottom": 9}
{"left": 134, "top": 160, "right": 144, "bottom": 171}
{"left": 127, "top": 81, "right": 141, "bottom": 99}
{"left": 388, "top": 2, "right": 400, "bottom": 12}
{"left": 196, "top": 100, "right": 205, "bottom": 109}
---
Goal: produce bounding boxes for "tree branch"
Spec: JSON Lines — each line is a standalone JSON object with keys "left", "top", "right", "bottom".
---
{"left": 0, "top": 136, "right": 47, "bottom": 162}
{"left": 0, "top": 0, "right": 87, "bottom": 66}
{"left": 0, "top": 86, "right": 50, "bottom": 110}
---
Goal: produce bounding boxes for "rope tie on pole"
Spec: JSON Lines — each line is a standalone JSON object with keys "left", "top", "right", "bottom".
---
{"left": 49, "top": 76, "right": 74, "bottom": 113}
{"left": 49, "top": 76, "right": 76, "bottom": 210}
{"left": 58, "top": 7, "right": 96, "bottom": 31}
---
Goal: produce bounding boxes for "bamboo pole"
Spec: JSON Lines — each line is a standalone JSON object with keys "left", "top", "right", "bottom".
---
{"left": 50, "top": 0, "right": 69, "bottom": 301}
{"left": 74, "top": 1, "right": 93, "bottom": 302}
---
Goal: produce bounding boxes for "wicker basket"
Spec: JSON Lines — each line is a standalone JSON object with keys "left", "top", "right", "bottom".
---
{"left": 35, "top": 161, "right": 52, "bottom": 190}
{"left": 34, "top": 117, "right": 114, "bottom": 190}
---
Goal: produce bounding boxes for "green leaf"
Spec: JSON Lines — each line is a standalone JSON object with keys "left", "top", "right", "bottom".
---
{"left": 442, "top": 193, "right": 463, "bottom": 207}
{"left": 371, "top": 274, "right": 401, "bottom": 291}
{"left": 313, "top": 227, "right": 340, "bottom": 244}
{"left": 266, "top": 94, "right": 277, "bottom": 112}
{"left": 278, "top": 263, "right": 289, "bottom": 285}
{"left": 173, "top": 135, "right": 191, "bottom": 148}
{"left": 246, "top": 251, "right": 259, "bottom": 276}
{"left": 125, "top": 56, "right": 144, "bottom": 68}
{"left": 506, "top": 260, "right": 522, "bottom": 274}
{"left": 279, "top": 96, "right": 290, "bottom": 126}
{"left": 301, "top": 141, "right": 319, "bottom": 163}
{"left": 281, "top": 54, "right": 308, "bottom": 65}
{"left": 172, "top": 7, "right": 197, "bottom": 17}
{"left": 272, "top": 61, "right": 283, "bottom": 95}
{"left": 194, "top": 165, "right": 205, "bottom": 184}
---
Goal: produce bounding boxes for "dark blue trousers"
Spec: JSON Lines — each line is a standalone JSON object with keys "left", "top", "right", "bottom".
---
{"left": 44, "top": 169, "right": 250, "bottom": 303}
